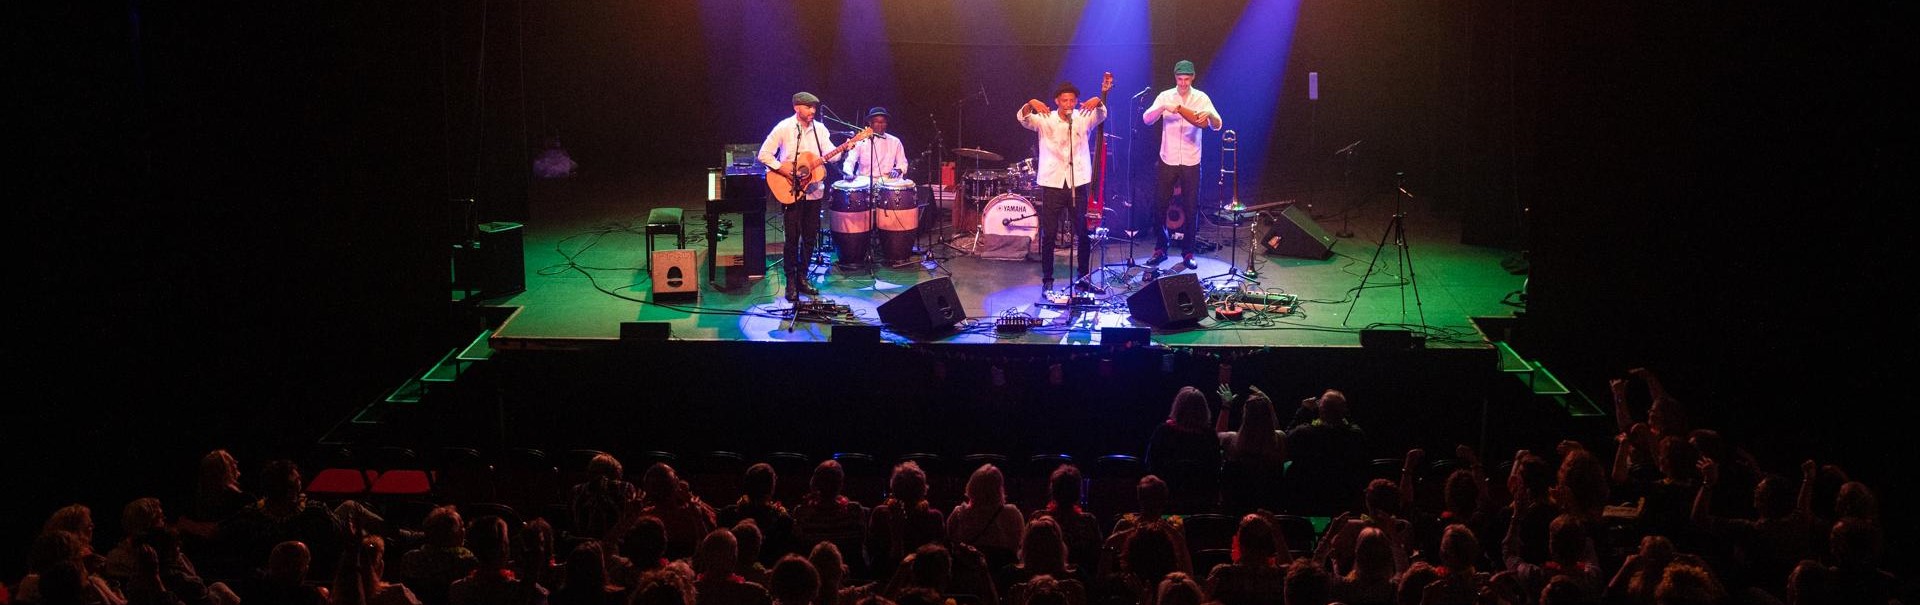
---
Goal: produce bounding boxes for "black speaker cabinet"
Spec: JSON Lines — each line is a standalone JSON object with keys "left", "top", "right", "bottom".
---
{"left": 452, "top": 221, "right": 525, "bottom": 299}
{"left": 1257, "top": 206, "right": 1336, "bottom": 259}
{"left": 1128, "top": 273, "right": 1207, "bottom": 328}
{"left": 876, "top": 277, "right": 967, "bottom": 333}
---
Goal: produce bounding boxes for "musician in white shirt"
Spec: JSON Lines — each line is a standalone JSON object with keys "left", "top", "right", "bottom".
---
{"left": 1017, "top": 81, "right": 1109, "bottom": 293}
{"left": 841, "top": 107, "right": 907, "bottom": 182}
{"left": 1141, "top": 60, "right": 1223, "bottom": 270}
{"left": 758, "top": 91, "right": 833, "bottom": 300}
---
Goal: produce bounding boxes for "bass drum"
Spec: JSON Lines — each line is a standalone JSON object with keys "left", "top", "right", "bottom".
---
{"left": 979, "top": 193, "right": 1041, "bottom": 257}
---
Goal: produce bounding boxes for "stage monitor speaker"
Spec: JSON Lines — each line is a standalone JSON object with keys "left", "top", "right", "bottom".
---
{"left": 1257, "top": 206, "right": 1336, "bottom": 259}
{"left": 711, "top": 254, "right": 749, "bottom": 290}
{"left": 1127, "top": 273, "right": 1207, "bottom": 328}
{"left": 650, "top": 249, "right": 699, "bottom": 301}
{"left": 1360, "top": 328, "right": 1425, "bottom": 351}
{"left": 452, "top": 221, "right": 525, "bottom": 299}
{"left": 620, "top": 322, "right": 672, "bottom": 341}
{"left": 877, "top": 277, "right": 967, "bottom": 333}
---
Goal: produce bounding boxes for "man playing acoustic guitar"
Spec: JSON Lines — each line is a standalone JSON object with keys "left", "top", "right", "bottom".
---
{"left": 758, "top": 92, "right": 870, "bottom": 301}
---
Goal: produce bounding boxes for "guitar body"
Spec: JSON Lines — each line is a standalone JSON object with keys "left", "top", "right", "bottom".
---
{"left": 769, "top": 152, "right": 827, "bottom": 205}
{"left": 767, "top": 127, "right": 874, "bottom": 205}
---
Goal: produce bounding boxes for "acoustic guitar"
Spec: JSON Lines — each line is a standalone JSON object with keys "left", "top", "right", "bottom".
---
{"left": 767, "top": 127, "right": 874, "bottom": 204}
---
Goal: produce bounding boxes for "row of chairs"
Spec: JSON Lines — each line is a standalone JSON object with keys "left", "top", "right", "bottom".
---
{"left": 303, "top": 447, "right": 1155, "bottom": 514}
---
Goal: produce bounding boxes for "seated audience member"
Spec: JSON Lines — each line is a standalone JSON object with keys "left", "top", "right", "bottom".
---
{"left": 1204, "top": 515, "right": 1287, "bottom": 605}
{"left": 184, "top": 450, "right": 255, "bottom": 534}
{"left": 733, "top": 520, "right": 772, "bottom": 587}
{"left": 1104, "top": 523, "right": 1178, "bottom": 605}
{"left": 766, "top": 556, "right": 820, "bottom": 605}
{"left": 691, "top": 529, "right": 772, "bottom": 605}
{"left": 612, "top": 517, "right": 670, "bottom": 589}
{"left": 1100, "top": 476, "right": 1190, "bottom": 578}
{"left": 1153, "top": 573, "right": 1205, "bottom": 605}
{"left": 1501, "top": 514, "right": 1602, "bottom": 603}
{"left": 553, "top": 541, "right": 625, "bottom": 605}
{"left": 41, "top": 505, "right": 107, "bottom": 573}
{"left": 1330, "top": 527, "right": 1397, "bottom": 605}
{"left": 514, "top": 519, "right": 560, "bottom": 593}
{"left": 398, "top": 506, "right": 477, "bottom": 605}
{"left": 1215, "top": 386, "right": 1287, "bottom": 514}
{"left": 1282, "top": 559, "right": 1331, "bottom": 605}
{"left": 865, "top": 462, "right": 945, "bottom": 580}
{"left": 1825, "top": 518, "right": 1897, "bottom": 605}
{"left": 18, "top": 530, "right": 126, "bottom": 605}
{"left": 809, "top": 541, "right": 875, "bottom": 605}
{"left": 1006, "top": 574, "right": 1082, "bottom": 605}
{"left": 633, "top": 567, "right": 699, "bottom": 605}
{"left": 945, "top": 465, "right": 1025, "bottom": 572}
{"left": 247, "top": 541, "right": 327, "bottom": 605}
{"left": 1000, "top": 519, "right": 1077, "bottom": 593}
{"left": 331, "top": 536, "right": 422, "bottom": 605}
{"left": 1417, "top": 525, "right": 1488, "bottom": 605}
{"left": 221, "top": 460, "right": 350, "bottom": 579}
{"left": 1607, "top": 536, "right": 1701, "bottom": 605}
{"left": 1026, "top": 465, "right": 1102, "bottom": 577}
{"left": 1318, "top": 479, "right": 1410, "bottom": 576}
{"left": 447, "top": 517, "right": 548, "bottom": 605}
{"left": 1144, "top": 387, "right": 1221, "bottom": 512}
{"left": 1498, "top": 451, "right": 1558, "bottom": 567}
{"left": 1394, "top": 562, "right": 1441, "bottom": 605}
{"left": 720, "top": 464, "right": 798, "bottom": 565}
{"left": 642, "top": 464, "right": 720, "bottom": 561}
{"left": 793, "top": 461, "right": 869, "bottom": 578}
{"left": 571, "top": 454, "right": 641, "bottom": 542}
{"left": 890, "top": 543, "right": 997, "bottom": 605}
{"left": 103, "top": 497, "right": 172, "bottom": 583}
{"left": 1651, "top": 563, "right": 1723, "bottom": 605}
{"left": 1692, "top": 457, "right": 1816, "bottom": 595}
{"left": 1284, "top": 389, "right": 1368, "bottom": 514}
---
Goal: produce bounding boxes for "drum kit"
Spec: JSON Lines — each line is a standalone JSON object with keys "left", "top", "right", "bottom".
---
{"left": 944, "top": 147, "right": 1048, "bottom": 256}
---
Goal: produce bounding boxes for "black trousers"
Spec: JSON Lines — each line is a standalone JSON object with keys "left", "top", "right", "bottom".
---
{"left": 1155, "top": 162, "right": 1201, "bottom": 254}
{"left": 1039, "top": 184, "right": 1093, "bottom": 281}
{"left": 782, "top": 198, "right": 821, "bottom": 284}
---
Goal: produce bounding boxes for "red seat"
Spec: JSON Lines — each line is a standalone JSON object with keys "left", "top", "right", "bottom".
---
{"left": 308, "top": 468, "right": 373, "bottom": 495}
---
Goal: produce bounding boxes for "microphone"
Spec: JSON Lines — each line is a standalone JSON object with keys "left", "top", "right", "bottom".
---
{"left": 1132, "top": 86, "right": 1153, "bottom": 99}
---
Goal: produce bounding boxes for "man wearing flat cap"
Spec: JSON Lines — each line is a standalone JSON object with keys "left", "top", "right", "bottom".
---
{"left": 1142, "top": 60, "right": 1224, "bottom": 271}
{"left": 758, "top": 91, "right": 832, "bottom": 300}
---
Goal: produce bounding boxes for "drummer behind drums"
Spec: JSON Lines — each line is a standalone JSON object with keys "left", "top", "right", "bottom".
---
{"left": 840, "top": 107, "right": 918, "bottom": 264}
{"left": 841, "top": 107, "right": 907, "bottom": 186}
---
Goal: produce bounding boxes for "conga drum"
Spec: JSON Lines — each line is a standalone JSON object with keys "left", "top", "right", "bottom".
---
{"left": 829, "top": 180, "right": 873, "bottom": 265}
{"left": 874, "top": 178, "right": 920, "bottom": 262}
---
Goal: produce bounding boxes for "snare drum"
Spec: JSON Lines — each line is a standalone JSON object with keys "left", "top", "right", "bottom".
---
{"left": 1006, "top": 158, "right": 1037, "bottom": 192}
{"left": 961, "top": 170, "right": 1007, "bottom": 203}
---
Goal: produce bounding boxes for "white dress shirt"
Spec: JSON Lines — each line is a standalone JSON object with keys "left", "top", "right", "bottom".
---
{"left": 841, "top": 133, "right": 908, "bottom": 180}
{"left": 758, "top": 115, "right": 836, "bottom": 200}
{"left": 1143, "top": 87, "right": 1223, "bottom": 166}
{"left": 1017, "top": 105, "right": 1109, "bottom": 189}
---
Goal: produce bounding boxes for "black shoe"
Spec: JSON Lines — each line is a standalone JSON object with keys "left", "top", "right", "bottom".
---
{"left": 1146, "top": 250, "right": 1169, "bottom": 265}
{"left": 784, "top": 288, "right": 800, "bottom": 302}
{"left": 1181, "top": 255, "right": 1199, "bottom": 270}
{"left": 1075, "top": 281, "right": 1107, "bottom": 295}
{"left": 795, "top": 282, "right": 820, "bottom": 296}
{"left": 1042, "top": 279, "right": 1055, "bottom": 292}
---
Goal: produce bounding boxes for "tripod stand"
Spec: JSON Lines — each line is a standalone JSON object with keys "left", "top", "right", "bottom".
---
{"left": 1203, "top": 130, "right": 1257, "bottom": 288}
{"left": 1342, "top": 172, "right": 1425, "bottom": 329}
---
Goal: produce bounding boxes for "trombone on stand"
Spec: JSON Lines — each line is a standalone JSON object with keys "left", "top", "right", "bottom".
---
{"left": 1202, "top": 129, "right": 1258, "bottom": 288}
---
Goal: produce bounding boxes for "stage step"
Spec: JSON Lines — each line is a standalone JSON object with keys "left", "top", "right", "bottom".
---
{"left": 383, "top": 377, "right": 427, "bottom": 405}
{"left": 1495, "top": 341, "right": 1530, "bottom": 374}
{"left": 421, "top": 349, "right": 465, "bottom": 384}
{"left": 456, "top": 329, "right": 496, "bottom": 362}
{"left": 1553, "top": 389, "right": 1608, "bottom": 418}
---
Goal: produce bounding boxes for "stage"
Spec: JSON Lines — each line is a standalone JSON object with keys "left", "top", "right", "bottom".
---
{"left": 479, "top": 173, "right": 1525, "bottom": 353}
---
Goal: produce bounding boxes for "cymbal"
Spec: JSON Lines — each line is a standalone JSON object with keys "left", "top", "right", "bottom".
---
{"left": 952, "top": 147, "right": 1004, "bottom": 162}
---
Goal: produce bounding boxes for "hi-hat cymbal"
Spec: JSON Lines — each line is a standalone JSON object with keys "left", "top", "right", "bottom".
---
{"left": 952, "top": 147, "right": 1004, "bottom": 162}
